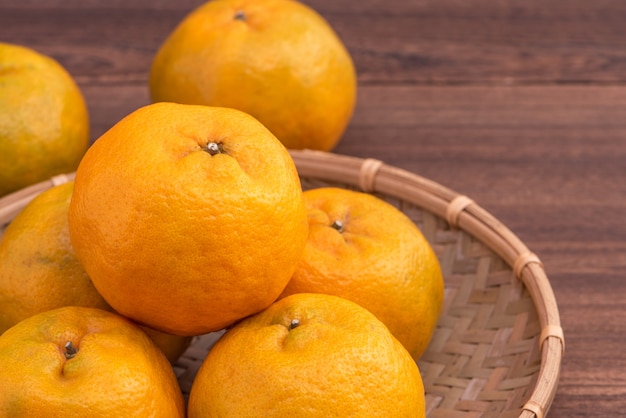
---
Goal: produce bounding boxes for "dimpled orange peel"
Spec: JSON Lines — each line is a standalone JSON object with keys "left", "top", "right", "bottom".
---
{"left": 68, "top": 102, "right": 309, "bottom": 336}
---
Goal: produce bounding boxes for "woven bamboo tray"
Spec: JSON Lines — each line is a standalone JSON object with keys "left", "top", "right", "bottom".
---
{"left": 0, "top": 149, "right": 563, "bottom": 418}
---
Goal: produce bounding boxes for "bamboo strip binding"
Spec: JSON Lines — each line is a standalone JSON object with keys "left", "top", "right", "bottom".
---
{"left": 0, "top": 150, "right": 563, "bottom": 418}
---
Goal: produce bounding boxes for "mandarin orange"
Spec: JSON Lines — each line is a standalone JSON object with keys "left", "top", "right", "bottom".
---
{"left": 279, "top": 187, "right": 444, "bottom": 360}
{"left": 149, "top": 0, "right": 356, "bottom": 151}
{"left": 188, "top": 293, "right": 425, "bottom": 417}
{"left": 0, "top": 181, "right": 108, "bottom": 334}
{"left": 68, "top": 103, "right": 308, "bottom": 336}
{"left": 0, "top": 42, "right": 89, "bottom": 197}
{"left": 0, "top": 306, "right": 185, "bottom": 417}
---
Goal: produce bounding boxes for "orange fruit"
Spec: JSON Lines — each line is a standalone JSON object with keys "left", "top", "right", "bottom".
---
{"left": 0, "top": 181, "right": 108, "bottom": 333}
{"left": 141, "top": 327, "right": 192, "bottom": 365}
{"left": 68, "top": 102, "right": 308, "bottom": 336}
{"left": 188, "top": 293, "right": 425, "bottom": 417}
{"left": 149, "top": 0, "right": 357, "bottom": 151}
{"left": 279, "top": 187, "right": 444, "bottom": 360}
{"left": 0, "top": 306, "right": 185, "bottom": 417}
{"left": 0, "top": 181, "right": 191, "bottom": 363}
{"left": 0, "top": 42, "right": 89, "bottom": 197}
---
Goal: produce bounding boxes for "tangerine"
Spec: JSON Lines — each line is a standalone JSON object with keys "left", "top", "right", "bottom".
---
{"left": 0, "top": 42, "right": 89, "bottom": 197}
{"left": 279, "top": 187, "right": 444, "bottom": 360}
{"left": 0, "top": 306, "right": 185, "bottom": 417}
{"left": 188, "top": 293, "right": 425, "bottom": 417}
{"left": 68, "top": 103, "right": 308, "bottom": 336}
{"left": 149, "top": 0, "right": 357, "bottom": 151}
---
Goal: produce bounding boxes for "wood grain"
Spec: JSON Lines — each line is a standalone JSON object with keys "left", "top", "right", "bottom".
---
{"left": 2, "top": 1, "right": 626, "bottom": 417}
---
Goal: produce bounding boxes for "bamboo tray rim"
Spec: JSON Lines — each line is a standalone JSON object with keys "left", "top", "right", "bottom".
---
{"left": 0, "top": 149, "right": 563, "bottom": 418}
{"left": 289, "top": 149, "right": 563, "bottom": 418}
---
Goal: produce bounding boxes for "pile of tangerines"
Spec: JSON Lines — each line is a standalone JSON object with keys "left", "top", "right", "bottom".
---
{"left": 0, "top": 1, "right": 444, "bottom": 416}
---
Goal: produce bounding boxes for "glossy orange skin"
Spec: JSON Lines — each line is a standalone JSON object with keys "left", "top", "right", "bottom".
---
{"left": 68, "top": 103, "right": 308, "bottom": 336}
{"left": 0, "top": 42, "right": 89, "bottom": 197}
{"left": 0, "top": 182, "right": 109, "bottom": 335}
{"left": 188, "top": 293, "right": 425, "bottom": 417}
{"left": 279, "top": 187, "right": 445, "bottom": 360}
{"left": 150, "top": 0, "right": 357, "bottom": 151}
{"left": 0, "top": 306, "right": 185, "bottom": 417}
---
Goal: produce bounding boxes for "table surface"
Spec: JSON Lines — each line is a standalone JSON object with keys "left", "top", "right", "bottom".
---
{"left": 2, "top": 1, "right": 624, "bottom": 417}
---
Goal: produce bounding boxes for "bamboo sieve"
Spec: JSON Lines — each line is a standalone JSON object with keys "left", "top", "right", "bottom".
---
{"left": 0, "top": 149, "right": 563, "bottom": 418}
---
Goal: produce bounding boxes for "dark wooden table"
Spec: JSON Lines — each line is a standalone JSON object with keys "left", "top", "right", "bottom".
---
{"left": 2, "top": 1, "right": 625, "bottom": 417}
